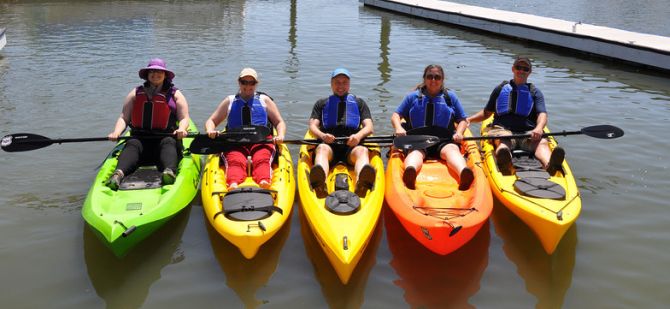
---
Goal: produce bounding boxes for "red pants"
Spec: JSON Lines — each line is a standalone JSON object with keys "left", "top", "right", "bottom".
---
{"left": 222, "top": 143, "right": 275, "bottom": 186}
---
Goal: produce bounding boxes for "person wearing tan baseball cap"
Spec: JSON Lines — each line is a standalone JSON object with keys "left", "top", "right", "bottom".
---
{"left": 468, "top": 56, "right": 565, "bottom": 175}
{"left": 204, "top": 67, "right": 286, "bottom": 189}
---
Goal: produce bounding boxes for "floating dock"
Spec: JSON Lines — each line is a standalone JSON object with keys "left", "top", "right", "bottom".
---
{"left": 362, "top": 0, "right": 670, "bottom": 71}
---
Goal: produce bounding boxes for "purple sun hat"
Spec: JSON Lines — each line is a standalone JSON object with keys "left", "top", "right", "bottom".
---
{"left": 138, "top": 58, "right": 175, "bottom": 80}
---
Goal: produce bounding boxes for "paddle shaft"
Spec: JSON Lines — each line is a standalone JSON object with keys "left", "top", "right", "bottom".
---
{"left": 463, "top": 130, "right": 584, "bottom": 141}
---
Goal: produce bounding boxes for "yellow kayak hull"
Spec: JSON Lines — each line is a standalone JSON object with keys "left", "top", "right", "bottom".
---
{"left": 297, "top": 132, "right": 385, "bottom": 284}
{"left": 201, "top": 142, "right": 295, "bottom": 259}
{"left": 480, "top": 117, "right": 581, "bottom": 254}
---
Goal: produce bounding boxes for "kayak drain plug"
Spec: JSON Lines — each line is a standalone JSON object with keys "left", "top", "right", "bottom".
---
{"left": 114, "top": 220, "right": 137, "bottom": 237}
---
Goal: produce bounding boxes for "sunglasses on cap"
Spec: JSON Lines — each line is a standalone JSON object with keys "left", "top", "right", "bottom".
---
{"left": 425, "top": 74, "right": 443, "bottom": 81}
{"left": 514, "top": 65, "right": 531, "bottom": 72}
{"left": 239, "top": 79, "right": 257, "bottom": 86}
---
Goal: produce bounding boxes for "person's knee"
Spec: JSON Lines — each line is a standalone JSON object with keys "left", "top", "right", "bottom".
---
{"left": 160, "top": 137, "right": 177, "bottom": 147}
{"left": 125, "top": 138, "right": 143, "bottom": 149}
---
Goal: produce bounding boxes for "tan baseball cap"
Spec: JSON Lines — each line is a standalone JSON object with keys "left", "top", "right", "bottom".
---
{"left": 239, "top": 68, "right": 258, "bottom": 81}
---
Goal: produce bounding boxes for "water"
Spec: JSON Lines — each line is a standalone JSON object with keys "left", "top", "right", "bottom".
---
{"left": 1, "top": 0, "right": 669, "bottom": 308}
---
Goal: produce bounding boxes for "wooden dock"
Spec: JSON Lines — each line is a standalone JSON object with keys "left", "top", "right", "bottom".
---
{"left": 362, "top": 0, "right": 670, "bottom": 71}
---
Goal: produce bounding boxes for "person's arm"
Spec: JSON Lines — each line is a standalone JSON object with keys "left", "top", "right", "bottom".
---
{"left": 205, "top": 96, "right": 231, "bottom": 139}
{"left": 173, "top": 90, "right": 190, "bottom": 139}
{"left": 467, "top": 85, "right": 501, "bottom": 124}
{"left": 264, "top": 96, "right": 286, "bottom": 143}
{"left": 530, "top": 86, "right": 547, "bottom": 141}
{"left": 449, "top": 92, "right": 468, "bottom": 142}
{"left": 309, "top": 118, "right": 334, "bottom": 143}
{"left": 466, "top": 109, "right": 492, "bottom": 124}
{"left": 348, "top": 99, "right": 373, "bottom": 147}
{"left": 107, "top": 88, "right": 135, "bottom": 141}
{"left": 349, "top": 118, "right": 373, "bottom": 147}
{"left": 391, "top": 94, "right": 412, "bottom": 136}
{"left": 531, "top": 112, "right": 547, "bottom": 141}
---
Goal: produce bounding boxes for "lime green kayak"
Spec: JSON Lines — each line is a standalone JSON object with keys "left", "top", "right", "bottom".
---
{"left": 82, "top": 120, "right": 201, "bottom": 257}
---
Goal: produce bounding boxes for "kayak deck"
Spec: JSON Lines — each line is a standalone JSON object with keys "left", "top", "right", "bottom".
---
{"left": 201, "top": 142, "right": 295, "bottom": 259}
{"left": 385, "top": 129, "right": 492, "bottom": 255}
{"left": 297, "top": 131, "right": 385, "bottom": 284}
{"left": 82, "top": 121, "right": 201, "bottom": 257}
{"left": 480, "top": 116, "right": 581, "bottom": 254}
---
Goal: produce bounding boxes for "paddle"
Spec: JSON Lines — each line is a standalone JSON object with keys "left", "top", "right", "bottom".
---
{"left": 1, "top": 132, "right": 204, "bottom": 153}
{"left": 393, "top": 125, "right": 624, "bottom": 150}
{"left": 189, "top": 135, "right": 396, "bottom": 155}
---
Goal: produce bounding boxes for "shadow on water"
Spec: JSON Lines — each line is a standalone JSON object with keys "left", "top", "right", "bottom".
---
{"left": 299, "top": 207, "right": 382, "bottom": 309}
{"left": 384, "top": 205, "right": 490, "bottom": 309}
{"left": 491, "top": 200, "right": 577, "bottom": 309}
{"left": 206, "top": 210, "right": 292, "bottom": 309}
{"left": 83, "top": 206, "right": 190, "bottom": 309}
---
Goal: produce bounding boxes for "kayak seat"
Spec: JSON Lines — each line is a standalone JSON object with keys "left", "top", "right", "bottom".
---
{"left": 218, "top": 187, "right": 283, "bottom": 221}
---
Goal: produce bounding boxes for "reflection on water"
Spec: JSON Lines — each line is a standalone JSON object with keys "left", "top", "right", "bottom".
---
{"left": 206, "top": 212, "right": 292, "bottom": 309}
{"left": 284, "top": 0, "right": 299, "bottom": 77}
{"left": 299, "top": 208, "right": 382, "bottom": 309}
{"left": 384, "top": 206, "right": 490, "bottom": 309}
{"left": 491, "top": 201, "right": 576, "bottom": 309}
{"left": 83, "top": 207, "right": 190, "bottom": 309}
{"left": 374, "top": 15, "right": 392, "bottom": 106}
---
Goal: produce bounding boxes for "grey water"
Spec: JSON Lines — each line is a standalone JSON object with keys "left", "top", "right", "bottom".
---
{"left": 1, "top": 0, "right": 668, "bottom": 308}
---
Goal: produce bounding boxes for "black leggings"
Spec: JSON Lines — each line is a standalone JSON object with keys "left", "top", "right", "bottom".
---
{"left": 115, "top": 137, "right": 181, "bottom": 175}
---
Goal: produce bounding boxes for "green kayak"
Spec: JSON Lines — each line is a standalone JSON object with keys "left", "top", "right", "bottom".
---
{"left": 82, "top": 120, "right": 201, "bottom": 257}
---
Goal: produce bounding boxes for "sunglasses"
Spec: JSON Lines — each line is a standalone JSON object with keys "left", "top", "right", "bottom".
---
{"left": 239, "top": 79, "right": 257, "bottom": 86}
{"left": 514, "top": 65, "right": 531, "bottom": 72}
{"left": 425, "top": 74, "right": 443, "bottom": 81}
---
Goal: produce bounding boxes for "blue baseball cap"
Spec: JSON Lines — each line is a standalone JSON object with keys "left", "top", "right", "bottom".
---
{"left": 331, "top": 67, "right": 351, "bottom": 79}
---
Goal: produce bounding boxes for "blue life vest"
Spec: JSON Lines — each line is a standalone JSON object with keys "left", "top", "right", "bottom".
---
{"left": 227, "top": 93, "right": 269, "bottom": 129}
{"left": 322, "top": 94, "right": 361, "bottom": 131}
{"left": 408, "top": 90, "right": 453, "bottom": 130}
{"left": 495, "top": 81, "right": 534, "bottom": 117}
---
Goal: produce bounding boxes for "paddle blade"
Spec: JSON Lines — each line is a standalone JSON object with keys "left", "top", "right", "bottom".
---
{"left": 1, "top": 133, "right": 54, "bottom": 152}
{"left": 223, "top": 125, "right": 271, "bottom": 143}
{"left": 581, "top": 125, "right": 624, "bottom": 139}
{"left": 393, "top": 135, "right": 441, "bottom": 150}
{"left": 188, "top": 136, "right": 227, "bottom": 154}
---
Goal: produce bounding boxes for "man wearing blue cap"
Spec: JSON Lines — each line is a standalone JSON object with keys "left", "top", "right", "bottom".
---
{"left": 308, "top": 68, "right": 375, "bottom": 196}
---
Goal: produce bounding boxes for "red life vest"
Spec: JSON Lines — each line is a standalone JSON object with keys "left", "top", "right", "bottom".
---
{"left": 130, "top": 86, "right": 177, "bottom": 131}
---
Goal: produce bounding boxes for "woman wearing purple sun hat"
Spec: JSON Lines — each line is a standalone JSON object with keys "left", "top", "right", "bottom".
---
{"left": 105, "top": 58, "right": 191, "bottom": 190}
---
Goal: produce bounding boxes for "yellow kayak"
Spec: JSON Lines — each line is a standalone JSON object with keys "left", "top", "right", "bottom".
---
{"left": 480, "top": 116, "right": 581, "bottom": 254}
{"left": 201, "top": 141, "right": 295, "bottom": 259}
{"left": 297, "top": 131, "right": 385, "bottom": 284}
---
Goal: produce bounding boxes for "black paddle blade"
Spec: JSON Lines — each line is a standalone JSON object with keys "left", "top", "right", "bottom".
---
{"left": 393, "top": 135, "right": 441, "bottom": 150}
{"left": 223, "top": 125, "right": 272, "bottom": 143}
{"left": 1, "top": 133, "right": 54, "bottom": 152}
{"left": 580, "top": 125, "right": 624, "bottom": 139}
{"left": 189, "top": 136, "right": 227, "bottom": 154}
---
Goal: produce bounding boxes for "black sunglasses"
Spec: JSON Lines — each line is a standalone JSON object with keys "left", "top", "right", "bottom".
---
{"left": 514, "top": 65, "right": 531, "bottom": 72}
{"left": 239, "top": 79, "right": 257, "bottom": 86}
{"left": 425, "top": 74, "right": 443, "bottom": 81}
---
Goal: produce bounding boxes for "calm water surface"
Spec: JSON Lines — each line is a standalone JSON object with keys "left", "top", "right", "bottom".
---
{"left": 1, "top": 0, "right": 669, "bottom": 308}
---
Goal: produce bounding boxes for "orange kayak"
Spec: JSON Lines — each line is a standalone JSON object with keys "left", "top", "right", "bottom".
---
{"left": 384, "top": 129, "right": 493, "bottom": 255}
